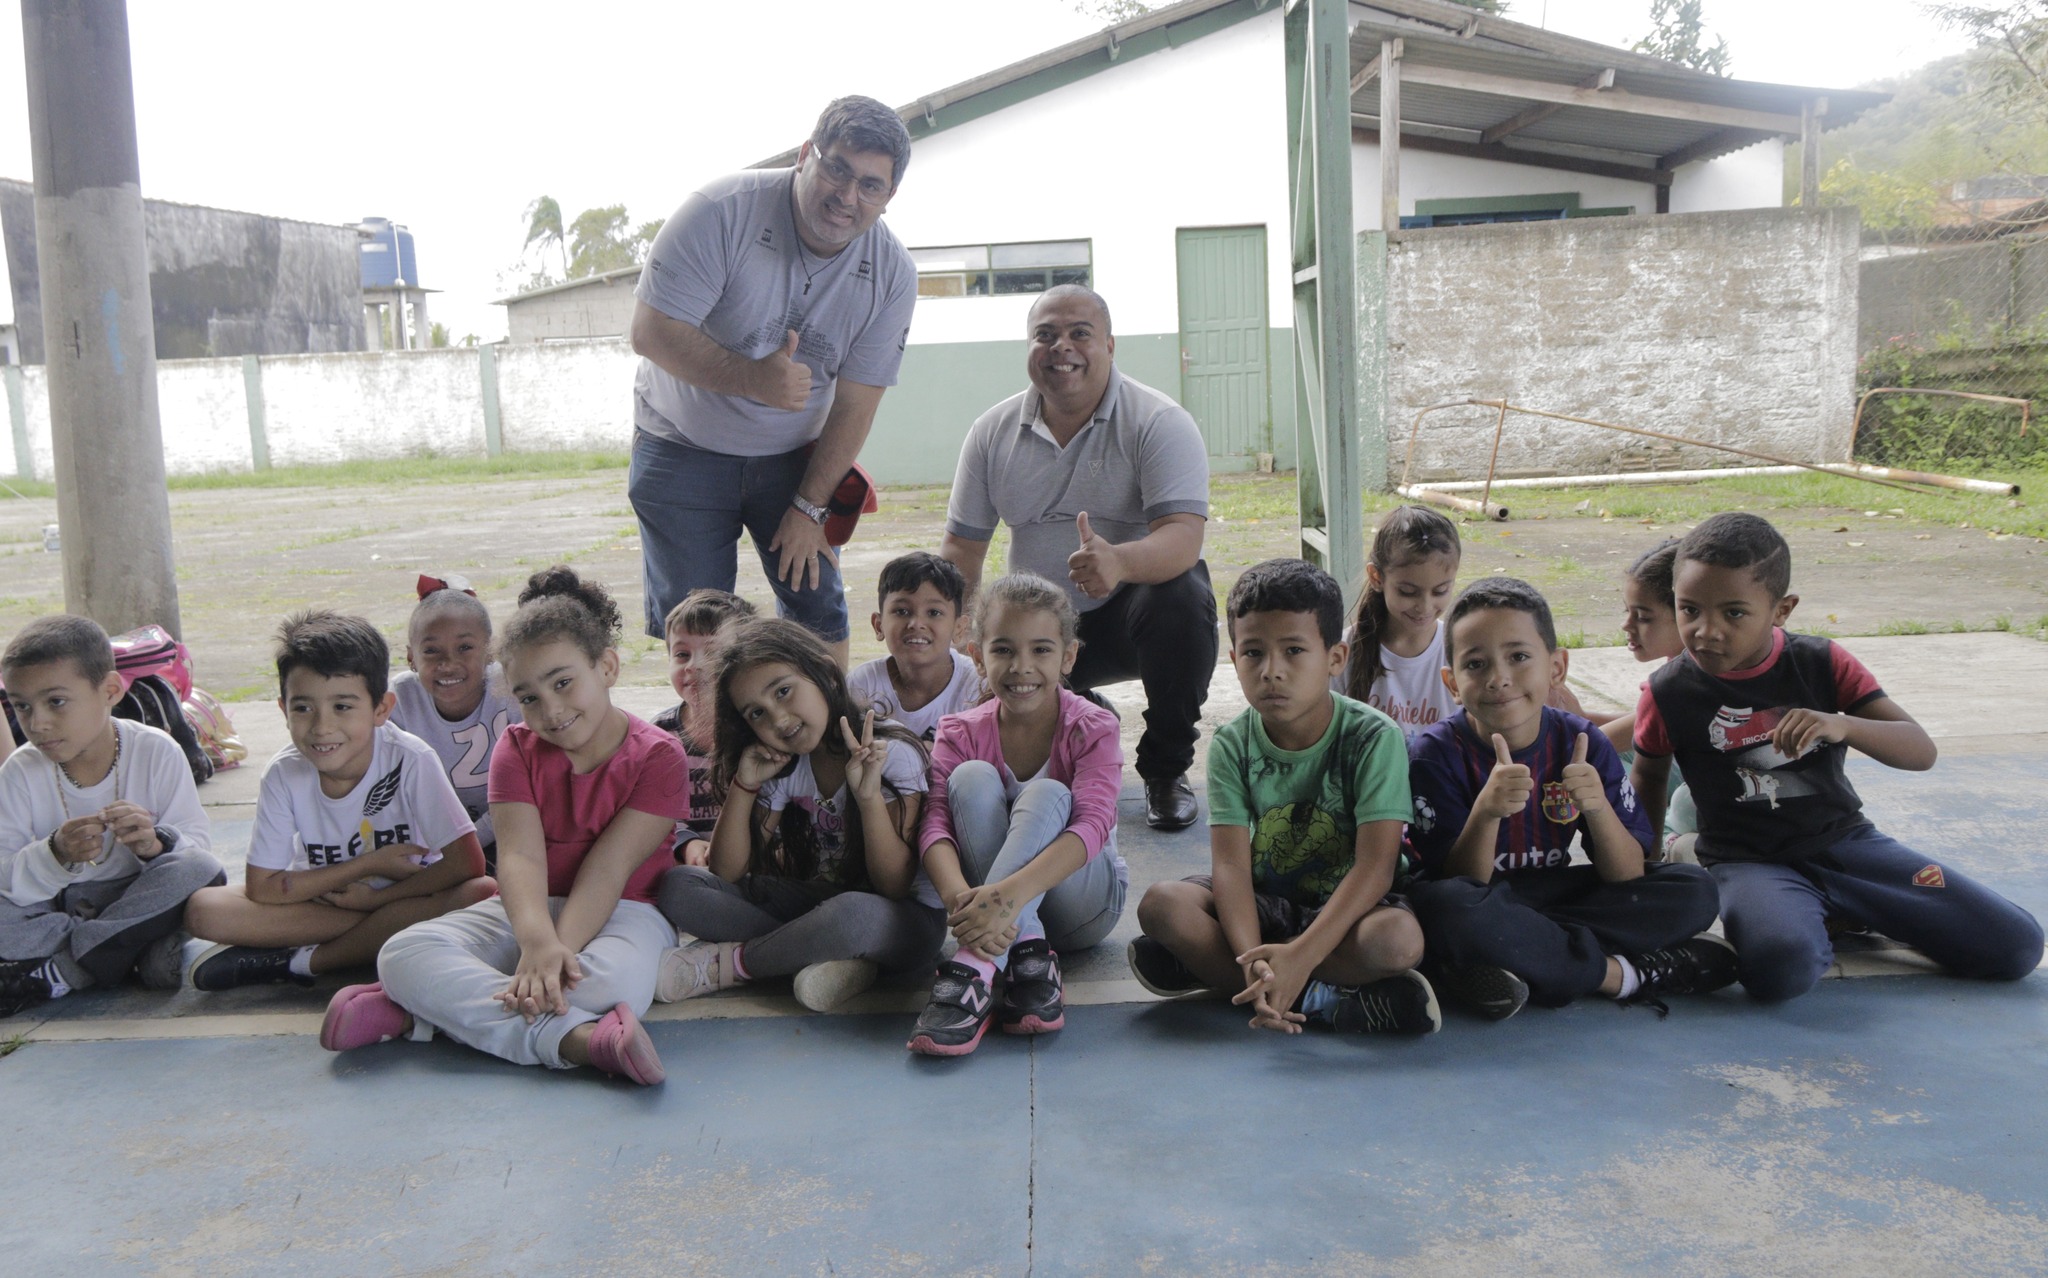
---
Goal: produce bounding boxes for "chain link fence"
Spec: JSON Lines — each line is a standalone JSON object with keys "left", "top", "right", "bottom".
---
{"left": 1858, "top": 194, "right": 2048, "bottom": 471}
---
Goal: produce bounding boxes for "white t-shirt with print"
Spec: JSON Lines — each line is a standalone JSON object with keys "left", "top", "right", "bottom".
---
{"left": 757, "top": 737, "right": 929, "bottom": 883}
{"left": 248, "top": 722, "right": 476, "bottom": 879}
{"left": 846, "top": 650, "right": 981, "bottom": 743}
{"left": 1334, "top": 619, "right": 1457, "bottom": 743}
{"left": 389, "top": 668, "right": 518, "bottom": 846}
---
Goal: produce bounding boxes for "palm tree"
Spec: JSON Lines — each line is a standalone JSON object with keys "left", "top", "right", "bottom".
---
{"left": 523, "top": 195, "right": 569, "bottom": 282}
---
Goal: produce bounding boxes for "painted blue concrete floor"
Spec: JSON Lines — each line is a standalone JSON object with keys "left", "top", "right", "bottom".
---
{"left": 2, "top": 750, "right": 2045, "bottom": 1275}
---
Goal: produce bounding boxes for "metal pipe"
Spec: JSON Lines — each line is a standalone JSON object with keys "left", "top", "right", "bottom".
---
{"left": 1397, "top": 484, "right": 1507, "bottom": 520}
{"left": 1850, "top": 387, "right": 2031, "bottom": 459}
{"left": 1419, "top": 465, "right": 1807, "bottom": 492}
{"left": 1838, "top": 463, "right": 2018, "bottom": 496}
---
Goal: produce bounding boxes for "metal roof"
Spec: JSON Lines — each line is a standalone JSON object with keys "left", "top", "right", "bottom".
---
{"left": 493, "top": 264, "right": 640, "bottom": 308}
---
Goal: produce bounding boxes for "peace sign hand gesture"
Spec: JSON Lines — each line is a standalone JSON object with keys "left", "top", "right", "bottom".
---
{"left": 839, "top": 710, "right": 887, "bottom": 803}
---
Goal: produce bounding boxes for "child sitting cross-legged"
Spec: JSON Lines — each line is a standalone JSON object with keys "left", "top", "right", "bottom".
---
{"left": 388, "top": 577, "right": 518, "bottom": 871}
{"left": 0, "top": 616, "right": 225, "bottom": 1017}
{"left": 655, "top": 589, "right": 758, "bottom": 868}
{"left": 1406, "top": 577, "right": 1733, "bottom": 1022}
{"left": 324, "top": 567, "right": 692, "bottom": 1083}
{"left": 1132, "top": 558, "right": 1440, "bottom": 1036}
{"left": 656, "top": 618, "right": 940, "bottom": 1014}
{"left": 846, "top": 552, "right": 981, "bottom": 744}
{"left": 183, "top": 611, "right": 495, "bottom": 991}
{"left": 907, "top": 573, "right": 1128, "bottom": 1057}
{"left": 1632, "top": 512, "right": 2043, "bottom": 1002}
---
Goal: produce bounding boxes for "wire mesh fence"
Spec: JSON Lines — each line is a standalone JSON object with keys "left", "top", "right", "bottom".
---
{"left": 1857, "top": 194, "right": 2048, "bottom": 471}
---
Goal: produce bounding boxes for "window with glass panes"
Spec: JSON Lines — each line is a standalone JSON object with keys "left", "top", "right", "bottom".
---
{"left": 909, "top": 240, "right": 1091, "bottom": 298}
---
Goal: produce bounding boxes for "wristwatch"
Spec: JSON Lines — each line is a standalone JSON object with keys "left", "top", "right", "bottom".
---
{"left": 791, "top": 493, "right": 828, "bottom": 525}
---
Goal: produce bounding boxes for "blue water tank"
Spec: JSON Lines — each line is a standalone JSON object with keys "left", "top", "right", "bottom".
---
{"left": 358, "top": 217, "right": 419, "bottom": 288}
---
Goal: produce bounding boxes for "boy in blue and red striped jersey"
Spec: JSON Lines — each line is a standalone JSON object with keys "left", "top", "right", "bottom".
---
{"left": 1405, "top": 577, "right": 1733, "bottom": 1021}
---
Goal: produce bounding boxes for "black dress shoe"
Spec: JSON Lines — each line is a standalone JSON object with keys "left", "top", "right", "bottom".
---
{"left": 1144, "top": 774, "right": 1199, "bottom": 830}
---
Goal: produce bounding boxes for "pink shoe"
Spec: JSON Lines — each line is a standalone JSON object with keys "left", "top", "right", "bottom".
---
{"left": 320, "top": 982, "right": 410, "bottom": 1052}
{"left": 586, "top": 1002, "right": 665, "bottom": 1085}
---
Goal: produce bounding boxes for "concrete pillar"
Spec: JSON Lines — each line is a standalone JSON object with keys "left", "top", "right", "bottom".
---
{"left": 412, "top": 290, "right": 430, "bottom": 347}
{"left": 21, "top": 0, "right": 181, "bottom": 636}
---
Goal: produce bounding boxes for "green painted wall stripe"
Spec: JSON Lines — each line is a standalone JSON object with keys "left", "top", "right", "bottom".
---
{"left": 5, "top": 365, "right": 28, "bottom": 482}
{"left": 1415, "top": 191, "right": 1584, "bottom": 215}
{"left": 241, "top": 354, "right": 269, "bottom": 472}
{"left": 479, "top": 344, "right": 503, "bottom": 457}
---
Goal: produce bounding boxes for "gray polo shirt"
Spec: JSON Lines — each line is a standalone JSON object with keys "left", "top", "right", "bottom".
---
{"left": 633, "top": 168, "right": 916, "bottom": 457}
{"left": 947, "top": 367, "right": 1210, "bottom": 613}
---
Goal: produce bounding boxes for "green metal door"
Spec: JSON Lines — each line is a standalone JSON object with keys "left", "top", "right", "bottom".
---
{"left": 1176, "top": 226, "right": 1271, "bottom": 463}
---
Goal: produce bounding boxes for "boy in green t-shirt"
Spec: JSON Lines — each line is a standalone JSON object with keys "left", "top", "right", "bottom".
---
{"left": 1130, "top": 558, "right": 1440, "bottom": 1034}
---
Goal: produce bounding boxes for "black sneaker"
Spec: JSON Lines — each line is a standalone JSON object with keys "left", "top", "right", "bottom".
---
{"left": 1625, "top": 933, "right": 1739, "bottom": 1012}
{"left": 998, "top": 939, "right": 1065, "bottom": 1035}
{"left": 1432, "top": 963, "right": 1530, "bottom": 1022}
{"left": 906, "top": 961, "right": 998, "bottom": 1057}
{"left": 1330, "top": 970, "right": 1442, "bottom": 1035}
{"left": 187, "top": 944, "right": 313, "bottom": 992}
{"left": 1126, "top": 937, "right": 1203, "bottom": 998}
{"left": 0, "top": 957, "right": 53, "bottom": 1019}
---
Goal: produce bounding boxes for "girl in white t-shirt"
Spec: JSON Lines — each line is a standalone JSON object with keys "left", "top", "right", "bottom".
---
{"left": 655, "top": 617, "right": 942, "bottom": 1014}
{"left": 388, "top": 581, "right": 517, "bottom": 861}
{"left": 1337, "top": 505, "right": 1462, "bottom": 741}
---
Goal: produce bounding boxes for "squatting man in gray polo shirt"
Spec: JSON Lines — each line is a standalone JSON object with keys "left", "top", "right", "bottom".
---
{"left": 627, "top": 96, "right": 918, "bottom": 666}
{"left": 942, "top": 285, "right": 1218, "bottom": 831}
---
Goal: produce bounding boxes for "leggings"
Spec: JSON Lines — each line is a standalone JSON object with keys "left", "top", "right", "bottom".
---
{"left": 658, "top": 866, "right": 944, "bottom": 978}
{"left": 928, "top": 761, "right": 1127, "bottom": 961}
{"left": 378, "top": 897, "right": 675, "bottom": 1069}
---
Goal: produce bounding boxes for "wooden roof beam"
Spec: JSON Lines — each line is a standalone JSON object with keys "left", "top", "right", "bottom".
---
{"left": 1397, "top": 62, "right": 1803, "bottom": 134}
{"left": 1350, "top": 37, "right": 1401, "bottom": 95}
{"left": 1352, "top": 117, "right": 1674, "bottom": 186}
{"left": 1657, "top": 126, "right": 1769, "bottom": 171}
{"left": 1479, "top": 67, "right": 1615, "bottom": 145}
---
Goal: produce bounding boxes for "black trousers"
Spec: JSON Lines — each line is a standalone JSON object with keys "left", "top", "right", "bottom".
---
{"left": 1408, "top": 863, "right": 1720, "bottom": 1007}
{"left": 1069, "top": 561, "right": 1217, "bottom": 781}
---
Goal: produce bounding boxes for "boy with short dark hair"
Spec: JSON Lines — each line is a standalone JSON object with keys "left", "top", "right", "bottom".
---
{"left": 0, "top": 615, "right": 223, "bottom": 1017}
{"left": 183, "top": 610, "right": 494, "bottom": 991}
{"left": 847, "top": 552, "right": 980, "bottom": 742}
{"left": 1633, "top": 512, "right": 2042, "bottom": 1001}
{"left": 1131, "top": 557, "right": 1439, "bottom": 1034}
{"left": 655, "top": 588, "right": 757, "bottom": 865}
{"left": 1407, "top": 578, "right": 1731, "bottom": 1021}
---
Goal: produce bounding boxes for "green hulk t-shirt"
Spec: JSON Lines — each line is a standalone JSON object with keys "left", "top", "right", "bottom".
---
{"left": 1206, "top": 693, "right": 1412, "bottom": 907}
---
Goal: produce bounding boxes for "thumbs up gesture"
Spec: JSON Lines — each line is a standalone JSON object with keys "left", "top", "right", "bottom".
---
{"left": 1066, "top": 511, "right": 1125, "bottom": 601}
{"left": 1558, "top": 731, "right": 1609, "bottom": 816}
{"left": 749, "top": 329, "right": 811, "bottom": 412}
{"left": 1474, "top": 732, "right": 1535, "bottom": 821}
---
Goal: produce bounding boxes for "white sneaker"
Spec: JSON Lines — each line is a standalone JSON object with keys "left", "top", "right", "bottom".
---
{"left": 655, "top": 940, "right": 742, "bottom": 1003}
{"left": 792, "top": 958, "right": 879, "bottom": 1012}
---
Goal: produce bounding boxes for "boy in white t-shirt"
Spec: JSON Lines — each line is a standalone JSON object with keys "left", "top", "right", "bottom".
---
{"left": 0, "top": 616, "right": 223, "bottom": 1018}
{"left": 388, "top": 580, "right": 517, "bottom": 866}
{"left": 184, "top": 611, "right": 495, "bottom": 991}
{"left": 847, "top": 552, "right": 981, "bottom": 742}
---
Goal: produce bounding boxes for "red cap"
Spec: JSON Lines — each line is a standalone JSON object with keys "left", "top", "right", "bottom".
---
{"left": 824, "top": 463, "right": 879, "bottom": 547}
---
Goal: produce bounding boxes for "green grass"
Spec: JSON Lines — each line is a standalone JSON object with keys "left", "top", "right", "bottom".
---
{"left": 0, "top": 1032, "right": 26, "bottom": 1059}
{"left": 0, "top": 451, "right": 631, "bottom": 500}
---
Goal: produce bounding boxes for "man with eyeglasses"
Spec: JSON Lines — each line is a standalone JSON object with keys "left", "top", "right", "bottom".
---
{"left": 628, "top": 96, "right": 916, "bottom": 665}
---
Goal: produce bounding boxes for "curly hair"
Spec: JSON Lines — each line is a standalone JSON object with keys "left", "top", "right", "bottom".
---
{"left": 499, "top": 566, "right": 621, "bottom": 665}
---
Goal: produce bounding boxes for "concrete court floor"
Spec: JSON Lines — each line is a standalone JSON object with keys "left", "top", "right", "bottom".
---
{"left": 2, "top": 634, "right": 2046, "bottom": 1275}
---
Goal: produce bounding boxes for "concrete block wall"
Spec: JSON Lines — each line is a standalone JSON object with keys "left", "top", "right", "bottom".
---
{"left": 1860, "top": 238, "right": 2048, "bottom": 353}
{"left": 260, "top": 348, "right": 485, "bottom": 467}
{"left": 495, "top": 340, "right": 637, "bottom": 452}
{"left": 1382, "top": 207, "right": 1861, "bottom": 483}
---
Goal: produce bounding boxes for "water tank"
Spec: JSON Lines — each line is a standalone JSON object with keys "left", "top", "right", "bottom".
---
{"left": 358, "top": 217, "right": 419, "bottom": 288}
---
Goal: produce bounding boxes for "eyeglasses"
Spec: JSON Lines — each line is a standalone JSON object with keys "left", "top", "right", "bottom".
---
{"left": 813, "top": 152, "right": 893, "bottom": 206}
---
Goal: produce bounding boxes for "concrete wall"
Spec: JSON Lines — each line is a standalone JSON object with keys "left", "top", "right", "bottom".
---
{"left": 1381, "top": 207, "right": 1861, "bottom": 483}
{"left": 0, "top": 179, "right": 365, "bottom": 364}
{"left": 505, "top": 273, "right": 640, "bottom": 344}
{"left": 1859, "top": 237, "right": 2048, "bottom": 351}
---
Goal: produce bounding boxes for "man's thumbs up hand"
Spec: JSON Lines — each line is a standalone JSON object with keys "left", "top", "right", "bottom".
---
{"left": 1067, "top": 510, "right": 1124, "bottom": 601}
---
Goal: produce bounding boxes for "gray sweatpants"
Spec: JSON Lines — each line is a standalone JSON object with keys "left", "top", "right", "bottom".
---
{"left": 658, "top": 866, "right": 945, "bottom": 979}
{"left": 0, "top": 844, "right": 224, "bottom": 987}
{"left": 945, "top": 761, "right": 1126, "bottom": 956}
{"left": 378, "top": 897, "right": 675, "bottom": 1069}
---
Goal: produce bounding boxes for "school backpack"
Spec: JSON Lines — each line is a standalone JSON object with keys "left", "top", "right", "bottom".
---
{"left": 0, "top": 625, "right": 216, "bottom": 784}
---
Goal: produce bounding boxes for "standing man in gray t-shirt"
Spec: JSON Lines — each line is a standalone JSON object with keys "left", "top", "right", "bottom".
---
{"left": 628, "top": 96, "right": 917, "bottom": 665}
{"left": 941, "top": 285, "right": 1218, "bottom": 831}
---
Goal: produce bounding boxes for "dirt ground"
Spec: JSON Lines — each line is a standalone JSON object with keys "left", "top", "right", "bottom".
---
{"left": 0, "top": 468, "right": 2039, "bottom": 700}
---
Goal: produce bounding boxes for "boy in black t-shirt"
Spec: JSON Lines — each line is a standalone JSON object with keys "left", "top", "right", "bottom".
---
{"left": 1631, "top": 513, "right": 2042, "bottom": 1001}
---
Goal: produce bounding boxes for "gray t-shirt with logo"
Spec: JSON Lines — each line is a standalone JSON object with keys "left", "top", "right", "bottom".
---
{"left": 634, "top": 168, "right": 917, "bottom": 457}
{"left": 946, "top": 368, "right": 1210, "bottom": 613}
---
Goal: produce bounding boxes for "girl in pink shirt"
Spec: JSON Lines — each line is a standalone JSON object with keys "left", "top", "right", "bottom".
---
{"left": 908, "top": 574, "right": 1128, "bottom": 1058}
{"left": 320, "top": 568, "right": 688, "bottom": 1086}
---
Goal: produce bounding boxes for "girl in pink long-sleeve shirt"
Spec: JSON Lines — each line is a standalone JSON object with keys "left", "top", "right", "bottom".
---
{"left": 908, "top": 574, "right": 1129, "bottom": 1057}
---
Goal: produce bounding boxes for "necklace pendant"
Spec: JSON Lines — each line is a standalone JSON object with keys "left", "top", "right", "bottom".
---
{"left": 802, "top": 282, "right": 811, "bottom": 296}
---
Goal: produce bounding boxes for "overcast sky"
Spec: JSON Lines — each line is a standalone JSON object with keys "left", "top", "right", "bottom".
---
{"left": 0, "top": 1, "right": 1977, "bottom": 343}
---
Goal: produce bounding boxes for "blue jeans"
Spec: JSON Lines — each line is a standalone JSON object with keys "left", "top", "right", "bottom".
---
{"left": 1711, "top": 823, "right": 2044, "bottom": 1002}
{"left": 938, "top": 761, "right": 1127, "bottom": 958}
{"left": 627, "top": 429, "right": 849, "bottom": 641}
